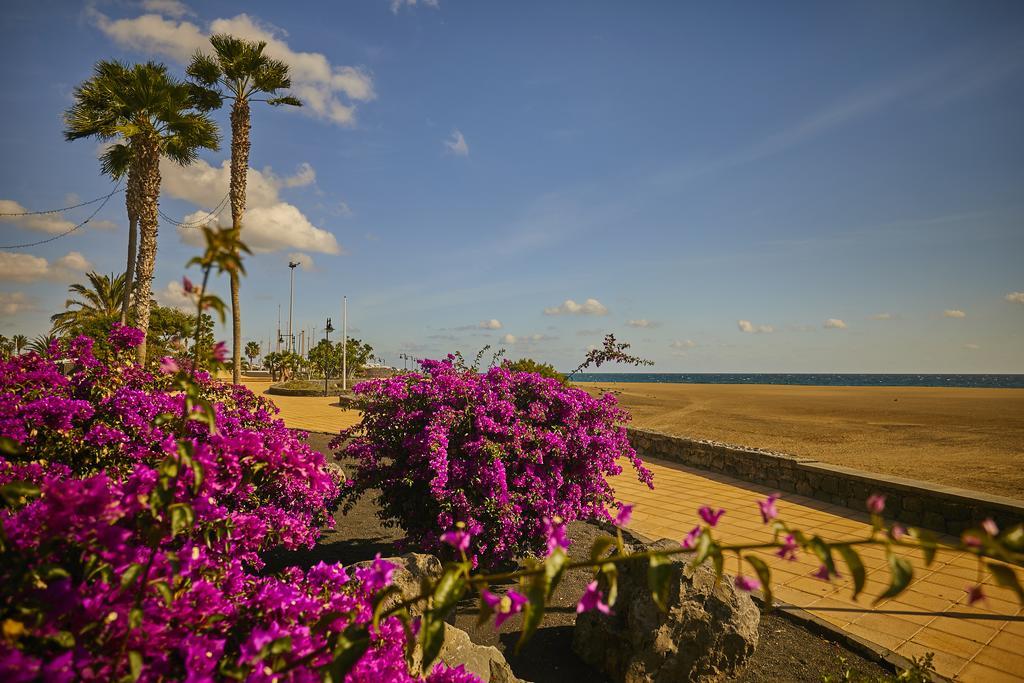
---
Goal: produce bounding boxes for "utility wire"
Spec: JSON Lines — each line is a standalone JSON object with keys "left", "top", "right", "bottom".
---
{"left": 0, "top": 186, "right": 124, "bottom": 216}
{"left": 159, "top": 193, "right": 230, "bottom": 229}
{"left": 0, "top": 181, "right": 123, "bottom": 250}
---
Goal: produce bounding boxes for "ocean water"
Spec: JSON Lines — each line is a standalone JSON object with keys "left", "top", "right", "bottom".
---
{"left": 569, "top": 373, "right": 1024, "bottom": 389}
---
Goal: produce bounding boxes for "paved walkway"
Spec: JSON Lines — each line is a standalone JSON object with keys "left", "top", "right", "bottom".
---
{"left": 244, "top": 383, "right": 1024, "bottom": 682}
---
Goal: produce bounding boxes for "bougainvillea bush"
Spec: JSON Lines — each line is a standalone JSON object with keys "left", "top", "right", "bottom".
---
{"left": 0, "top": 329, "right": 480, "bottom": 682}
{"left": 337, "top": 356, "right": 655, "bottom": 568}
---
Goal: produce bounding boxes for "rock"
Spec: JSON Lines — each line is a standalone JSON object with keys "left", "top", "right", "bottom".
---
{"left": 347, "top": 554, "right": 527, "bottom": 682}
{"left": 573, "top": 539, "right": 760, "bottom": 682}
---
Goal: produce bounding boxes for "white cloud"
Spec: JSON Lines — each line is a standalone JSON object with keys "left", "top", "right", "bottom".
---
{"left": 162, "top": 158, "right": 341, "bottom": 254}
{"left": 478, "top": 319, "right": 502, "bottom": 330}
{"left": 89, "top": 9, "right": 375, "bottom": 126}
{"left": 964, "top": 343, "right": 980, "bottom": 350}
{"left": 1006, "top": 292, "right": 1024, "bottom": 304}
{"left": 501, "top": 333, "right": 516, "bottom": 345}
{"left": 943, "top": 309, "right": 966, "bottom": 318}
{"left": 141, "top": 0, "right": 195, "bottom": 18}
{"left": 0, "top": 292, "right": 35, "bottom": 316}
{"left": 0, "top": 251, "right": 93, "bottom": 283}
{"left": 737, "top": 319, "right": 773, "bottom": 334}
{"left": 390, "top": 0, "right": 440, "bottom": 14}
{"left": 670, "top": 339, "right": 697, "bottom": 350}
{"left": 155, "top": 279, "right": 197, "bottom": 312}
{"left": 443, "top": 129, "right": 469, "bottom": 156}
{"left": 870, "top": 312, "right": 895, "bottom": 320}
{"left": 824, "top": 318, "right": 847, "bottom": 329}
{"left": 280, "top": 163, "right": 316, "bottom": 188}
{"left": 544, "top": 298, "right": 608, "bottom": 316}
{"left": 627, "top": 319, "right": 657, "bottom": 328}
{"left": 0, "top": 200, "right": 75, "bottom": 234}
{"left": 287, "top": 252, "right": 316, "bottom": 271}
{"left": 501, "top": 332, "right": 549, "bottom": 345}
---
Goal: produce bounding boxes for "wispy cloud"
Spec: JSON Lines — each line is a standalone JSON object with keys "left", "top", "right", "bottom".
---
{"left": 478, "top": 319, "right": 503, "bottom": 330}
{"left": 0, "top": 292, "right": 37, "bottom": 316}
{"left": 627, "top": 319, "right": 658, "bottom": 328}
{"left": 544, "top": 298, "right": 608, "bottom": 316}
{"left": 443, "top": 129, "right": 469, "bottom": 156}
{"left": 943, "top": 309, "right": 966, "bottom": 319}
{"left": 390, "top": 0, "right": 439, "bottom": 14}
{"left": 1006, "top": 292, "right": 1024, "bottom": 304}
{"left": 0, "top": 251, "right": 92, "bottom": 283}
{"left": 870, "top": 312, "right": 897, "bottom": 320}
{"left": 737, "top": 320, "right": 773, "bottom": 334}
{"left": 824, "top": 318, "right": 847, "bottom": 330}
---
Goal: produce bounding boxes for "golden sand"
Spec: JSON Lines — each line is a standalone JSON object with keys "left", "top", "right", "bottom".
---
{"left": 579, "top": 382, "right": 1024, "bottom": 499}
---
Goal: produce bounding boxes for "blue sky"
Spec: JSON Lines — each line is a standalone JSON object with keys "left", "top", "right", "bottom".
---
{"left": 1, "top": 0, "right": 1022, "bottom": 372}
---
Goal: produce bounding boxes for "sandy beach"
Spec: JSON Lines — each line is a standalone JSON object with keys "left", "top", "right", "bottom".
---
{"left": 579, "top": 382, "right": 1024, "bottom": 499}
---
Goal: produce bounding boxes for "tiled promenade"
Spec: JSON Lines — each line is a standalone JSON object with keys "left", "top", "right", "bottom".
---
{"left": 243, "top": 378, "right": 1024, "bottom": 682}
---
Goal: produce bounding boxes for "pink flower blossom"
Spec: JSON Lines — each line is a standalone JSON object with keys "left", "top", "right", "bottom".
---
{"left": 698, "top": 506, "right": 725, "bottom": 527}
{"left": 481, "top": 589, "right": 528, "bottom": 628}
{"left": 982, "top": 518, "right": 999, "bottom": 537}
{"left": 866, "top": 494, "right": 886, "bottom": 515}
{"left": 776, "top": 534, "right": 798, "bottom": 561}
{"left": 355, "top": 553, "right": 396, "bottom": 592}
{"left": 965, "top": 584, "right": 985, "bottom": 606}
{"left": 812, "top": 564, "right": 840, "bottom": 582}
{"left": 441, "top": 529, "right": 472, "bottom": 553}
{"left": 734, "top": 575, "right": 760, "bottom": 592}
{"left": 159, "top": 357, "right": 179, "bottom": 374}
{"left": 577, "top": 581, "right": 612, "bottom": 615}
{"left": 681, "top": 525, "right": 701, "bottom": 550}
{"left": 890, "top": 524, "right": 907, "bottom": 541}
{"left": 758, "top": 493, "right": 780, "bottom": 524}
{"left": 182, "top": 276, "right": 195, "bottom": 293}
{"left": 211, "top": 342, "right": 228, "bottom": 363}
{"left": 613, "top": 503, "right": 634, "bottom": 528}
{"left": 543, "top": 516, "right": 570, "bottom": 556}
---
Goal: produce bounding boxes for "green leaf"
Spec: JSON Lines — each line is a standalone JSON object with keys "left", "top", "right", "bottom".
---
{"left": 152, "top": 580, "right": 173, "bottom": 606}
{"left": 0, "top": 436, "right": 24, "bottom": 455}
{"left": 1001, "top": 524, "right": 1024, "bottom": 553}
{"left": 325, "top": 627, "right": 370, "bottom": 682}
{"left": 419, "top": 612, "right": 446, "bottom": 674}
{"left": 647, "top": 554, "right": 674, "bottom": 612}
{"left": 711, "top": 550, "right": 724, "bottom": 582}
{"left": 476, "top": 588, "right": 495, "bottom": 627}
{"left": 808, "top": 537, "right": 837, "bottom": 576}
{"left": 589, "top": 535, "right": 616, "bottom": 563}
{"left": 0, "top": 480, "right": 41, "bottom": 507}
{"left": 516, "top": 549, "right": 567, "bottom": 654}
{"left": 267, "top": 635, "right": 292, "bottom": 657}
{"left": 371, "top": 585, "right": 401, "bottom": 630}
{"left": 988, "top": 562, "right": 1024, "bottom": 603}
{"left": 600, "top": 562, "right": 619, "bottom": 607}
{"left": 746, "top": 555, "right": 773, "bottom": 607}
{"left": 128, "top": 650, "right": 143, "bottom": 681}
{"left": 431, "top": 568, "right": 467, "bottom": 618}
{"left": 834, "top": 546, "right": 866, "bottom": 600}
{"left": 692, "top": 531, "right": 712, "bottom": 565}
{"left": 874, "top": 550, "right": 913, "bottom": 603}
{"left": 129, "top": 606, "right": 143, "bottom": 629}
{"left": 910, "top": 528, "right": 938, "bottom": 567}
{"left": 121, "top": 563, "right": 145, "bottom": 590}
{"left": 168, "top": 503, "right": 195, "bottom": 538}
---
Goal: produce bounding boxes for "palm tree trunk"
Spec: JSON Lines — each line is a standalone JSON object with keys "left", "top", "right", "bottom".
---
{"left": 121, "top": 161, "right": 140, "bottom": 324}
{"left": 132, "top": 136, "right": 162, "bottom": 364}
{"left": 228, "top": 98, "right": 251, "bottom": 384}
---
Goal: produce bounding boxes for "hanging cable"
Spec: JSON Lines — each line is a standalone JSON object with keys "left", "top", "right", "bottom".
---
{"left": 0, "top": 186, "right": 124, "bottom": 216}
{"left": 0, "top": 181, "right": 123, "bottom": 250}
{"left": 158, "top": 193, "right": 230, "bottom": 229}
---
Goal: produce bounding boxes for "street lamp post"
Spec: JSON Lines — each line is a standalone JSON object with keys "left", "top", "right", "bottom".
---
{"left": 287, "top": 261, "right": 299, "bottom": 353}
{"left": 324, "top": 317, "right": 334, "bottom": 394}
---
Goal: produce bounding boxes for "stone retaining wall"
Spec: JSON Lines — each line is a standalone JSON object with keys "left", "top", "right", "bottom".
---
{"left": 627, "top": 427, "right": 1024, "bottom": 536}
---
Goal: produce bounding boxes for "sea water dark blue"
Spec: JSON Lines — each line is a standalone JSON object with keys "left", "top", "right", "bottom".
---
{"left": 569, "top": 373, "right": 1024, "bottom": 389}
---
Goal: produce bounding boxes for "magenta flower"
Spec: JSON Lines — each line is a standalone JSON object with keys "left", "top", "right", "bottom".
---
{"left": 481, "top": 589, "right": 528, "bottom": 628}
{"left": 866, "top": 494, "right": 886, "bottom": 515}
{"left": 698, "top": 506, "right": 725, "bottom": 527}
{"left": 982, "top": 518, "right": 999, "bottom": 537}
{"left": 182, "top": 276, "right": 195, "bottom": 293}
{"left": 812, "top": 564, "right": 840, "bottom": 582}
{"left": 758, "top": 494, "right": 779, "bottom": 524}
{"left": 543, "top": 516, "right": 570, "bottom": 556}
{"left": 355, "top": 553, "right": 395, "bottom": 592}
{"left": 613, "top": 503, "right": 634, "bottom": 528}
{"left": 889, "top": 524, "right": 907, "bottom": 541}
{"left": 159, "top": 357, "right": 179, "bottom": 374}
{"left": 965, "top": 584, "right": 985, "bottom": 606}
{"left": 962, "top": 531, "right": 983, "bottom": 548}
{"left": 776, "top": 534, "right": 798, "bottom": 561}
{"left": 211, "top": 342, "right": 228, "bottom": 363}
{"left": 681, "top": 525, "right": 701, "bottom": 550}
{"left": 441, "top": 529, "right": 472, "bottom": 553}
{"left": 734, "top": 575, "right": 760, "bottom": 592}
{"left": 577, "top": 580, "right": 612, "bottom": 615}
{"left": 107, "top": 323, "right": 145, "bottom": 351}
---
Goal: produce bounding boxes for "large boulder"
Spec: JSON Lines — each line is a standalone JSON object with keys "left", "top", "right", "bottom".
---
{"left": 573, "top": 539, "right": 759, "bottom": 682}
{"left": 347, "top": 553, "right": 527, "bottom": 683}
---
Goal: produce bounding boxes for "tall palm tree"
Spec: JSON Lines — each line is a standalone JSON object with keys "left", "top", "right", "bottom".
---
{"left": 188, "top": 35, "right": 301, "bottom": 384}
{"left": 96, "top": 142, "right": 140, "bottom": 324}
{"left": 65, "top": 60, "right": 219, "bottom": 363}
{"left": 12, "top": 335, "right": 28, "bottom": 355}
{"left": 51, "top": 272, "right": 127, "bottom": 336}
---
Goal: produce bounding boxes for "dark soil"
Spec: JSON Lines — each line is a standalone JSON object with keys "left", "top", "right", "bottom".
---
{"left": 275, "top": 433, "right": 892, "bottom": 683}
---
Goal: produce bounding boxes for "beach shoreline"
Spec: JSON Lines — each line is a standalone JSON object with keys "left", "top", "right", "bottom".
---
{"left": 577, "top": 381, "right": 1024, "bottom": 499}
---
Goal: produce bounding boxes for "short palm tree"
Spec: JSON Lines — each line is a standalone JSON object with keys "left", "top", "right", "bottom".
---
{"left": 51, "top": 272, "right": 127, "bottom": 336}
{"left": 188, "top": 34, "right": 301, "bottom": 384}
{"left": 27, "top": 334, "right": 58, "bottom": 356}
{"left": 12, "top": 334, "right": 28, "bottom": 355}
{"left": 245, "top": 340, "right": 261, "bottom": 366}
{"left": 65, "top": 60, "right": 219, "bottom": 363}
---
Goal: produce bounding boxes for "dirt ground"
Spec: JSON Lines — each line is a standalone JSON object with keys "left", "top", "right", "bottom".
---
{"left": 268, "top": 433, "right": 893, "bottom": 683}
{"left": 580, "top": 382, "right": 1024, "bottom": 498}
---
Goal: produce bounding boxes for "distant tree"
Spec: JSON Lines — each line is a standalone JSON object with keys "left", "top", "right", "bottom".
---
{"left": 0, "top": 336, "right": 13, "bottom": 359}
{"left": 188, "top": 34, "right": 301, "bottom": 384}
{"left": 50, "top": 272, "right": 127, "bottom": 336}
{"left": 65, "top": 60, "right": 219, "bottom": 363}
{"left": 244, "top": 341, "right": 261, "bottom": 367}
{"left": 27, "top": 334, "right": 57, "bottom": 356}
{"left": 343, "top": 338, "right": 374, "bottom": 378}
{"left": 307, "top": 339, "right": 340, "bottom": 379}
{"left": 503, "top": 358, "right": 568, "bottom": 385}
{"left": 12, "top": 335, "right": 28, "bottom": 355}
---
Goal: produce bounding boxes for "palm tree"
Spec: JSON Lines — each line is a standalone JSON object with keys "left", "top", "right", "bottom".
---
{"left": 12, "top": 335, "right": 28, "bottom": 355}
{"left": 245, "top": 340, "right": 261, "bottom": 367}
{"left": 187, "top": 35, "right": 301, "bottom": 384}
{"left": 51, "top": 272, "right": 127, "bottom": 336}
{"left": 65, "top": 60, "right": 219, "bottom": 363}
{"left": 27, "top": 334, "right": 57, "bottom": 356}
